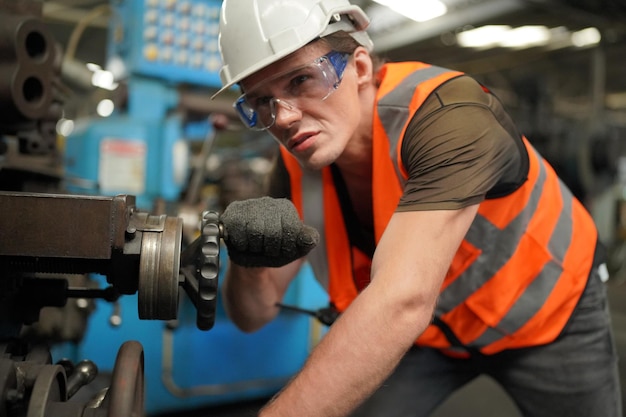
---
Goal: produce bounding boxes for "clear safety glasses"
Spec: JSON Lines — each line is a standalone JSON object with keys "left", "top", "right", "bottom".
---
{"left": 234, "top": 51, "right": 350, "bottom": 131}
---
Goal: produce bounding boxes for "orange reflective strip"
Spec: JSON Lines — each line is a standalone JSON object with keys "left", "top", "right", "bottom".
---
{"left": 482, "top": 205, "right": 597, "bottom": 354}
{"left": 482, "top": 269, "right": 580, "bottom": 354}
{"left": 373, "top": 63, "right": 462, "bottom": 241}
{"left": 464, "top": 157, "right": 564, "bottom": 326}
{"left": 372, "top": 118, "right": 402, "bottom": 242}
{"left": 478, "top": 137, "right": 538, "bottom": 228}
{"left": 462, "top": 236, "right": 552, "bottom": 329}
{"left": 376, "top": 62, "right": 433, "bottom": 97}
{"left": 441, "top": 239, "right": 481, "bottom": 291}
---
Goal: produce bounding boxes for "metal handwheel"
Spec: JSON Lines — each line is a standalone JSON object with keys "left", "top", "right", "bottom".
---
{"left": 105, "top": 341, "right": 145, "bottom": 417}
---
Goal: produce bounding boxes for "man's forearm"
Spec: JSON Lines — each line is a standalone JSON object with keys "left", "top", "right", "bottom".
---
{"left": 258, "top": 278, "right": 434, "bottom": 417}
{"left": 222, "top": 260, "right": 302, "bottom": 332}
{"left": 222, "top": 264, "right": 281, "bottom": 331}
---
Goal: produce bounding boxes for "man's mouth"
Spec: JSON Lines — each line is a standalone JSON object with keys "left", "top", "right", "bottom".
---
{"left": 289, "top": 133, "right": 315, "bottom": 150}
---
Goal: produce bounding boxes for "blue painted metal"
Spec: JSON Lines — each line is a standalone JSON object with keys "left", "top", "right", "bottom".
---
{"left": 64, "top": 78, "right": 192, "bottom": 210}
{"left": 61, "top": 1, "right": 331, "bottom": 412}
{"left": 107, "top": 0, "right": 223, "bottom": 88}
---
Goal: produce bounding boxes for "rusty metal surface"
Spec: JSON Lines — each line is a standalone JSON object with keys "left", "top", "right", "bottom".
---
{"left": 105, "top": 341, "right": 144, "bottom": 417}
{"left": 0, "top": 0, "right": 42, "bottom": 16}
{"left": 0, "top": 192, "right": 133, "bottom": 259}
{"left": 138, "top": 214, "right": 182, "bottom": 320}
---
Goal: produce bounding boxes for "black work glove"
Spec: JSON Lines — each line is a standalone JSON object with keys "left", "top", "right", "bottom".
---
{"left": 220, "top": 197, "right": 320, "bottom": 268}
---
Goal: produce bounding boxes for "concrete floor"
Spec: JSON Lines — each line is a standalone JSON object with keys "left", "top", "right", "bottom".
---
{"left": 160, "top": 279, "right": 626, "bottom": 417}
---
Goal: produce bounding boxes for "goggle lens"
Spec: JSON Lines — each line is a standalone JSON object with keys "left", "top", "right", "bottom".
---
{"left": 233, "top": 51, "right": 350, "bottom": 130}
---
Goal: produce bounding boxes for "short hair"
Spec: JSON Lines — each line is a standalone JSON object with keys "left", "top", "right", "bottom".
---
{"left": 319, "top": 31, "right": 385, "bottom": 74}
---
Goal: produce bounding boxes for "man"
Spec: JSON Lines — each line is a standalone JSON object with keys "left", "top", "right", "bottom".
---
{"left": 211, "top": 1, "right": 622, "bottom": 416}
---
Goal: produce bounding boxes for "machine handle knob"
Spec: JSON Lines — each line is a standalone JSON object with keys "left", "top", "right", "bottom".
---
{"left": 66, "top": 360, "right": 98, "bottom": 399}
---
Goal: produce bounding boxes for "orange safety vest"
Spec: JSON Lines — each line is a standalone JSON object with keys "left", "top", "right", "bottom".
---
{"left": 281, "top": 62, "right": 598, "bottom": 355}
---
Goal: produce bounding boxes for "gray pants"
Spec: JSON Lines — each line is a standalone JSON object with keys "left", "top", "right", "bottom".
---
{"left": 351, "top": 269, "right": 622, "bottom": 417}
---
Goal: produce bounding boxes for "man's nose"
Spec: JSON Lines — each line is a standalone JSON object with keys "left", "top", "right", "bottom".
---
{"left": 273, "top": 99, "right": 302, "bottom": 127}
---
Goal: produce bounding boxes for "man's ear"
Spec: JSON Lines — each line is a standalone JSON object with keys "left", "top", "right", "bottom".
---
{"left": 353, "top": 46, "right": 374, "bottom": 88}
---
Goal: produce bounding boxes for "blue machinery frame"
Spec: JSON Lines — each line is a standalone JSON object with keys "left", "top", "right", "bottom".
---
{"left": 62, "top": 0, "right": 331, "bottom": 414}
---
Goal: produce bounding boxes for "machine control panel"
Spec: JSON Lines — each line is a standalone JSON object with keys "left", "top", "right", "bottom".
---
{"left": 109, "top": 0, "right": 222, "bottom": 87}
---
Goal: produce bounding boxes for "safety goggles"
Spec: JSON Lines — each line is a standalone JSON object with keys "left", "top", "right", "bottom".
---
{"left": 234, "top": 51, "right": 350, "bottom": 131}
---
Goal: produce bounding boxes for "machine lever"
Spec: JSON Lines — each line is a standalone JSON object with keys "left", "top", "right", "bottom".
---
{"left": 66, "top": 360, "right": 98, "bottom": 399}
{"left": 275, "top": 303, "right": 339, "bottom": 326}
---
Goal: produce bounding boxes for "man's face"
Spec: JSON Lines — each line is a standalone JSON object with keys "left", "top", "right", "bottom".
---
{"left": 240, "top": 43, "right": 362, "bottom": 170}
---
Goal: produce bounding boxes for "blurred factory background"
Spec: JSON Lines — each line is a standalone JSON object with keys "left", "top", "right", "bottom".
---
{"left": 1, "top": 0, "right": 625, "bottom": 416}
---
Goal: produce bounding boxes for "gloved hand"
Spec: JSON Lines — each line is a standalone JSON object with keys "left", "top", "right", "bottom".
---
{"left": 220, "top": 197, "right": 320, "bottom": 268}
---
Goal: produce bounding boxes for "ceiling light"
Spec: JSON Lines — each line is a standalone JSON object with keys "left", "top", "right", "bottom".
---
{"left": 499, "top": 26, "right": 551, "bottom": 48}
{"left": 371, "top": 0, "right": 447, "bottom": 22}
{"left": 456, "top": 25, "right": 510, "bottom": 48}
{"left": 571, "top": 27, "right": 601, "bottom": 47}
{"left": 457, "top": 25, "right": 562, "bottom": 49}
{"left": 457, "top": 25, "right": 602, "bottom": 50}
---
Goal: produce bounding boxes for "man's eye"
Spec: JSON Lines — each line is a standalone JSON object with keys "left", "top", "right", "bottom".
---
{"left": 254, "top": 96, "right": 272, "bottom": 107}
{"left": 290, "top": 74, "right": 311, "bottom": 87}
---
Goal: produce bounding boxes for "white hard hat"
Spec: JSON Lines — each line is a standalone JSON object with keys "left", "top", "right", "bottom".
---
{"left": 211, "top": 0, "right": 373, "bottom": 99}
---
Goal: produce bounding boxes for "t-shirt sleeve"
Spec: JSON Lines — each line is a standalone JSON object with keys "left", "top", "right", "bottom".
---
{"left": 397, "top": 75, "right": 526, "bottom": 212}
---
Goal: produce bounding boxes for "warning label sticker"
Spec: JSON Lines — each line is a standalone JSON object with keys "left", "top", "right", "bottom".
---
{"left": 99, "top": 139, "right": 146, "bottom": 195}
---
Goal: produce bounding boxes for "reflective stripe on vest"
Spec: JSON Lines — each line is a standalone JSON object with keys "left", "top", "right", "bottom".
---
{"left": 437, "top": 144, "right": 574, "bottom": 349}
{"left": 377, "top": 65, "right": 458, "bottom": 184}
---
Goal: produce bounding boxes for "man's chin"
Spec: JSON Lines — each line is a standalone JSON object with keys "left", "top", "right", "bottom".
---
{"left": 299, "top": 157, "right": 332, "bottom": 171}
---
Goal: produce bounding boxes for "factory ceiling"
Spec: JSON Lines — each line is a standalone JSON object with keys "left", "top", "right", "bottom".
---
{"left": 33, "top": 0, "right": 626, "bottom": 119}
{"left": 38, "top": 0, "right": 626, "bottom": 62}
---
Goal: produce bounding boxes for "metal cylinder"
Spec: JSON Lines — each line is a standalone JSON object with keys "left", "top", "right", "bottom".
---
{"left": 0, "top": 15, "right": 56, "bottom": 122}
{"left": 137, "top": 215, "right": 183, "bottom": 321}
